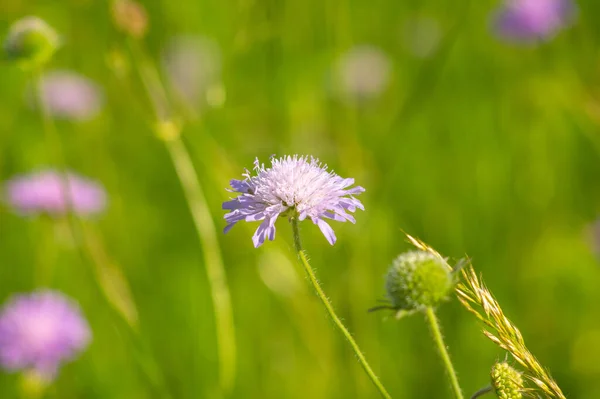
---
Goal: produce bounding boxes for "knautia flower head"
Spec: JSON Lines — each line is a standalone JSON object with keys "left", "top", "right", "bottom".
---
{"left": 0, "top": 290, "right": 91, "bottom": 380}
{"left": 4, "top": 170, "right": 107, "bottom": 217}
{"left": 385, "top": 250, "right": 453, "bottom": 313}
{"left": 491, "top": 362, "right": 524, "bottom": 399}
{"left": 492, "top": 0, "right": 576, "bottom": 43}
{"left": 3, "top": 16, "right": 59, "bottom": 68}
{"left": 29, "top": 70, "right": 104, "bottom": 121}
{"left": 223, "top": 155, "right": 365, "bottom": 247}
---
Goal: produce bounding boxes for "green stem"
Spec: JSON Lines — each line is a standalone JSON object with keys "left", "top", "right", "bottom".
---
{"left": 32, "top": 67, "right": 81, "bottom": 254}
{"left": 32, "top": 67, "right": 171, "bottom": 399}
{"left": 425, "top": 307, "right": 464, "bottom": 399}
{"left": 125, "top": 35, "right": 237, "bottom": 393}
{"left": 164, "top": 134, "right": 236, "bottom": 394}
{"left": 290, "top": 218, "right": 392, "bottom": 399}
{"left": 18, "top": 371, "right": 47, "bottom": 399}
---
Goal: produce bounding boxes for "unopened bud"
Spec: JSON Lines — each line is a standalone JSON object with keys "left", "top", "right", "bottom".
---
{"left": 111, "top": 0, "right": 149, "bottom": 39}
{"left": 385, "top": 250, "right": 453, "bottom": 312}
{"left": 491, "top": 362, "right": 524, "bottom": 399}
{"left": 3, "top": 16, "right": 59, "bottom": 67}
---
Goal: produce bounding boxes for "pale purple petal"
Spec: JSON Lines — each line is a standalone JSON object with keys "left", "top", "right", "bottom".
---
{"left": 252, "top": 214, "right": 278, "bottom": 248}
{"left": 322, "top": 212, "right": 348, "bottom": 222}
{"left": 228, "top": 179, "right": 252, "bottom": 193}
{"left": 315, "top": 219, "right": 337, "bottom": 245}
{"left": 343, "top": 186, "right": 366, "bottom": 196}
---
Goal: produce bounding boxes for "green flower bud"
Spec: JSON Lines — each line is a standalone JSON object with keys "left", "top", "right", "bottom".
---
{"left": 385, "top": 250, "right": 453, "bottom": 312}
{"left": 491, "top": 362, "right": 524, "bottom": 399}
{"left": 3, "top": 16, "right": 59, "bottom": 68}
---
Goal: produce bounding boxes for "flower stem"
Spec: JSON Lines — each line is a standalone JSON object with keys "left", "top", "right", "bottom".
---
{"left": 425, "top": 307, "right": 464, "bottom": 399}
{"left": 290, "top": 218, "right": 392, "bottom": 399}
{"left": 32, "top": 67, "right": 171, "bottom": 398}
{"left": 470, "top": 386, "right": 492, "bottom": 399}
{"left": 125, "top": 34, "right": 237, "bottom": 393}
{"left": 163, "top": 132, "right": 237, "bottom": 394}
{"left": 32, "top": 67, "right": 80, "bottom": 254}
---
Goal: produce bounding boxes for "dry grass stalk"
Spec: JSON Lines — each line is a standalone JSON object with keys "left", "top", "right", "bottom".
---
{"left": 456, "top": 266, "right": 566, "bottom": 399}
{"left": 403, "top": 233, "right": 565, "bottom": 399}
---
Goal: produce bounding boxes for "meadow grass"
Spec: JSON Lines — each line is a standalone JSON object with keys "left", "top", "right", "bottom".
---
{"left": 1, "top": 0, "right": 600, "bottom": 397}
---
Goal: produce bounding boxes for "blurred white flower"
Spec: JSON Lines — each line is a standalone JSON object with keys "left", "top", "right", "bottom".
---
{"left": 161, "top": 35, "right": 224, "bottom": 112}
{"left": 334, "top": 45, "right": 392, "bottom": 102}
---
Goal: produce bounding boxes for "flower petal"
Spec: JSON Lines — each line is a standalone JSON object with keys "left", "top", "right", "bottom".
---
{"left": 316, "top": 218, "right": 336, "bottom": 245}
{"left": 252, "top": 214, "right": 278, "bottom": 247}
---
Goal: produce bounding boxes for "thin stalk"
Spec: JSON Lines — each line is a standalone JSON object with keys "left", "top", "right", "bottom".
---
{"left": 290, "top": 218, "right": 392, "bottom": 399}
{"left": 126, "top": 39, "right": 236, "bottom": 393}
{"left": 164, "top": 133, "right": 236, "bottom": 393}
{"left": 32, "top": 68, "right": 80, "bottom": 246}
{"left": 425, "top": 307, "right": 464, "bottom": 399}
{"left": 18, "top": 371, "right": 47, "bottom": 399}
{"left": 470, "top": 386, "right": 492, "bottom": 399}
{"left": 32, "top": 67, "right": 171, "bottom": 399}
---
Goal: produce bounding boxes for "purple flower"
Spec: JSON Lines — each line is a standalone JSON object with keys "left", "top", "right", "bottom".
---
{"left": 5, "top": 170, "right": 107, "bottom": 217}
{"left": 0, "top": 290, "right": 91, "bottom": 380}
{"left": 32, "top": 70, "right": 104, "bottom": 121}
{"left": 493, "top": 0, "right": 576, "bottom": 43}
{"left": 223, "top": 155, "right": 365, "bottom": 247}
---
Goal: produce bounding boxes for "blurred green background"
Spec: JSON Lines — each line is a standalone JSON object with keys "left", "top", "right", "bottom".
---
{"left": 2, "top": 0, "right": 600, "bottom": 398}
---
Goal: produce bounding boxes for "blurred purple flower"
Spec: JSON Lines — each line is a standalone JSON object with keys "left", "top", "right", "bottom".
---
{"left": 493, "top": 0, "right": 576, "bottom": 43}
{"left": 161, "top": 35, "right": 223, "bottom": 110}
{"left": 335, "top": 45, "right": 391, "bottom": 102}
{"left": 223, "top": 155, "right": 365, "bottom": 247}
{"left": 5, "top": 170, "right": 107, "bottom": 217}
{"left": 0, "top": 290, "right": 91, "bottom": 380}
{"left": 32, "top": 70, "right": 104, "bottom": 121}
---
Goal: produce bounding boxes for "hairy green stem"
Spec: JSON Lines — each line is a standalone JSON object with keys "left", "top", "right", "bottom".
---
{"left": 290, "top": 218, "right": 392, "bottom": 399}
{"left": 425, "top": 307, "right": 464, "bottom": 399}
